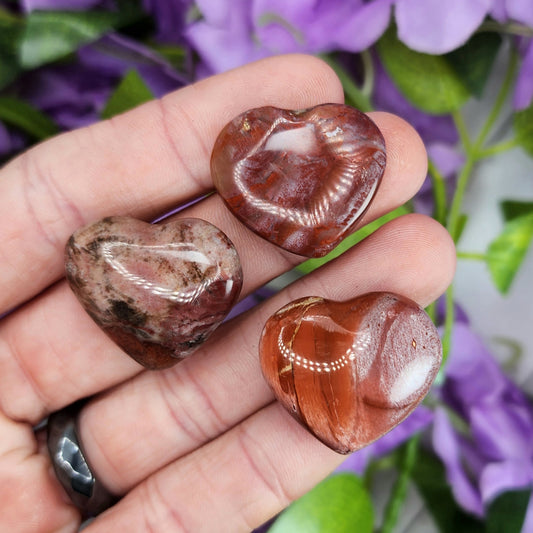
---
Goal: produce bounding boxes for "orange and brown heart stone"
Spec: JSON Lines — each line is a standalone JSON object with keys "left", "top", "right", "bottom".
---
{"left": 211, "top": 104, "right": 386, "bottom": 258}
{"left": 259, "top": 292, "right": 442, "bottom": 454}
{"left": 65, "top": 216, "right": 242, "bottom": 370}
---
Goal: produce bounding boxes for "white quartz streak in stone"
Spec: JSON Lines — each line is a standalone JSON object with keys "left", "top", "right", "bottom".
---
{"left": 264, "top": 124, "right": 316, "bottom": 154}
{"left": 388, "top": 357, "right": 434, "bottom": 405}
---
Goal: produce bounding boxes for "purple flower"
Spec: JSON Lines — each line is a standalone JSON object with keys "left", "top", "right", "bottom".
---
{"left": 433, "top": 322, "right": 533, "bottom": 518}
{"left": 185, "top": 0, "right": 266, "bottom": 75}
{"left": 395, "top": 0, "right": 493, "bottom": 54}
{"left": 186, "top": 0, "right": 393, "bottom": 75}
{"left": 143, "top": 0, "right": 195, "bottom": 43}
{"left": 0, "top": 123, "right": 25, "bottom": 159}
{"left": 491, "top": 0, "right": 533, "bottom": 26}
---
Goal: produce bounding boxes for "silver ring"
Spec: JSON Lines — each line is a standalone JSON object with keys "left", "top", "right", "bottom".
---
{"left": 47, "top": 401, "right": 118, "bottom": 517}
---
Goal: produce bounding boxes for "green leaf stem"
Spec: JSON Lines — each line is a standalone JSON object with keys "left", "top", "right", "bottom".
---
{"left": 298, "top": 205, "right": 410, "bottom": 274}
{"left": 269, "top": 473, "right": 373, "bottom": 533}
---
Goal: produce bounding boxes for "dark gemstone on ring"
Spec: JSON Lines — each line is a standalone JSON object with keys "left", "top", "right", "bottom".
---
{"left": 47, "top": 401, "right": 117, "bottom": 517}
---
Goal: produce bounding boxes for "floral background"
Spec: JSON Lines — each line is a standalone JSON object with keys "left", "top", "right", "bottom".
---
{"left": 1, "top": 0, "right": 533, "bottom": 531}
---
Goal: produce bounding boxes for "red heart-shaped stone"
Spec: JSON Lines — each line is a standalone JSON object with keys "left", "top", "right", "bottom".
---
{"left": 259, "top": 293, "right": 442, "bottom": 454}
{"left": 211, "top": 104, "right": 386, "bottom": 257}
{"left": 65, "top": 217, "right": 242, "bottom": 370}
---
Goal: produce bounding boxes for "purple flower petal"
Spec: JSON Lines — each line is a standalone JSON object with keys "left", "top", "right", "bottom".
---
{"left": 427, "top": 143, "right": 465, "bottom": 179}
{"left": 338, "top": 406, "right": 433, "bottom": 474}
{"left": 0, "top": 123, "right": 24, "bottom": 158}
{"left": 252, "top": 0, "right": 392, "bottom": 53}
{"left": 22, "top": 0, "right": 102, "bottom": 11}
{"left": 195, "top": 0, "right": 237, "bottom": 26}
{"left": 332, "top": 0, "right": 393, "bottom": 52}
{"left": 432, "top": 408, "right": 484, "bottom": 516}
{"left": 514, "top": 39, "right": 533, "bottom": 110}
{"left": 490, "top": 0, "right": 508, "bottom": 22}
{"left": 188, "top": 1, "right": 393, "bottom": 73}
{"left": 506, "top": 0, "right": 533, "bottom": 26}
{"left": 185, "top": 1, "right": 266, "bottom": 74}
{"left": 443, "top": 323, "right": 508, "bottom": 408}
{"left": 470, "top": 401, "right": 533, "bottom": 462}
{"left": 395, "top": 0, "right": 492, "bottom": 54}
{"left": 143, "top": 0, "right": 194, "bottom": 43}
{"left": 479, "top": 460, "right": 533, "bottom": 505}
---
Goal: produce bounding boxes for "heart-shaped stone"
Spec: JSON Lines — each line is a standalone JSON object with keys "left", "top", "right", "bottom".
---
{"left": 65, "top": 216, "right": 242, "bottom": 370}
{"left": 259, "top": 292, "right": 442, "bottom": 454}
{"left": 211, "top": 104, "right": 386, "bottom": 257}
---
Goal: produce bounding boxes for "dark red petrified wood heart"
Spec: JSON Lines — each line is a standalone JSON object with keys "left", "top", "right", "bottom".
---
{"left": 211, "top": 104, "right": 386, "bottom": 257}
{"left": 65, "top": 216, "right": 242, "bottom": 370}
{"left": 259, "top": 293, "right": 442, "bottom": 454}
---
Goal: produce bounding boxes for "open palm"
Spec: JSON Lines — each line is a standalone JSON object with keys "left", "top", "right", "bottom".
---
{"left": 0, "top": 55, "right": 455, "bottom": 532}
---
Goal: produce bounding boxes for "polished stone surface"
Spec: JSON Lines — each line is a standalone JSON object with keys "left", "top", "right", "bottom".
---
{"left": 47, "top": 402, "right": 117, "bottom": 517}
{"left": 211, "top": 104, "right": 386, "bottom": 257}
{"left": 65, "top": 216, "right": 242, "bottom": 369}
{"left": 259, "top": 293, "right": 442, "bottom": 454}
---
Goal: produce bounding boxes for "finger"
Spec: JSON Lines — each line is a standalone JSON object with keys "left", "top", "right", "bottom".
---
{"left": 0, "top": 54, "right": 344, "bottom": 314}
{"left": 78, "top": 215, "right": 455, "bottom": 494}
{"left": 0, "top": 112, "right": 428, "bottom": 424}
{"left": 0, "top": 409, "right": 80, "bottom": 532}
{"left": 86, "top": 403, "right": 335, "bottom": 533}
{"left": 84, "top": 220, "right": 455, "bottom": 533}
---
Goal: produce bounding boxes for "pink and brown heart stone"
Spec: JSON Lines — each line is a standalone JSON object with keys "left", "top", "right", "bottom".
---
{"left": 259, "top": 292, "right": 442, "bottom": 454}
{"left": 211, "top": 104, "right": 386, "bottom": 257}
{"left": 65, "top": 216, "right": 242, "bottom": 370}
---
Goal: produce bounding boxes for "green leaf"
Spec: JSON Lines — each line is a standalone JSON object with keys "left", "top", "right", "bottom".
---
{"left": 446, "top": 32, "right": 502, "bottom": 98}
{"left": 149, "top": 43, "right": 187, "bottom": 70}
{"left": 0, "top": 96, "right": 59, "bottom": 139}
{"left": 101, "top": 69, "right": 154, "bottom": 119}
{"left": 298, "top": 205, "right": 410, "bottom": 274}
{"left": 410, "top": 449, "right": 484, "bottom": 533}
{"left": 0, "top": 14, "right": 23, "bottom": 89}
{"left": 454, "top": 213, "right": 469, "bottom": 243}
{"left": 486, "top": 489, "right": 531, "bottom": 533}
{"left": 487, "top": 212, "right": 533, "bottom": 294}
{"left": 501, "top": 200, "right": 533, "bottom": 221}
{"left": 269, "top": 473, "right": 373, "bottom": 533}
{"left": 514, "top": 103, "right": 533, "bottom": 156}
{"left": 19, "top": 8, "right": 142, "bottom": 69}
{"left": 377, "top": 27, "right": 470, "bottom": 114}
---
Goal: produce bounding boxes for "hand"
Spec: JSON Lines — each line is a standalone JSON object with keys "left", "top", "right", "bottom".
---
{"left": 0, "top": 55, "right": 455, "bottom": 532}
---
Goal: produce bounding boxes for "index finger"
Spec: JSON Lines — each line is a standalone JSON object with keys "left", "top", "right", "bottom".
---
{"left": 0, "top": 54, "right": 344, "bottom": 314}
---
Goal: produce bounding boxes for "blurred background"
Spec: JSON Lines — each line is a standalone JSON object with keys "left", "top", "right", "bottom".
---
{"left": 1, "top": 1, "right": 533, "bottom": 532}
